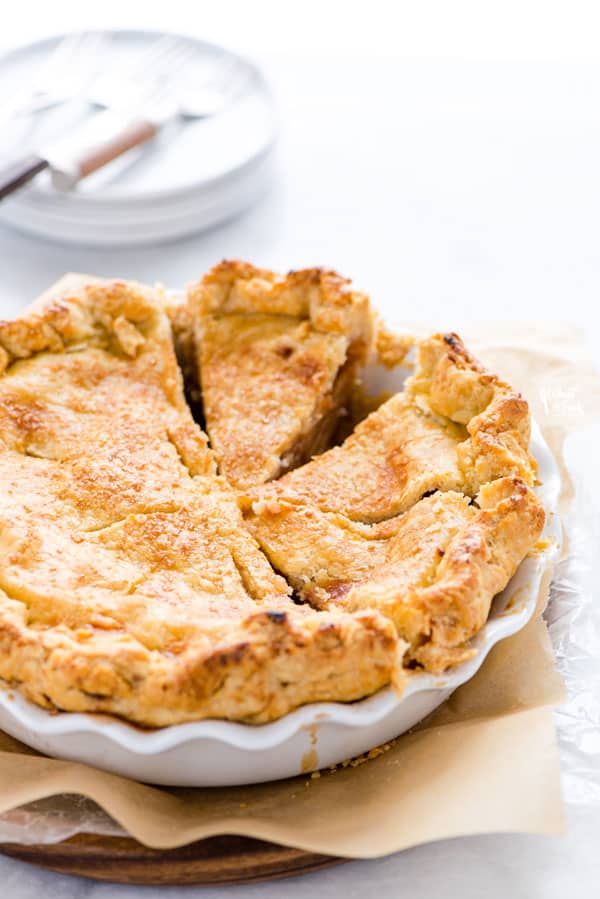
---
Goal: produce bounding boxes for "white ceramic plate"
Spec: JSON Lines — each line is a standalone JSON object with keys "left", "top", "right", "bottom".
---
{"left": 0, "top": 409, "right": 561, "bottom": 787}
{"left": 0, "top": 30, "right": 277, "bottom": 245}
{"left": 2, "top": 153, "right": 274, "bottom": 248}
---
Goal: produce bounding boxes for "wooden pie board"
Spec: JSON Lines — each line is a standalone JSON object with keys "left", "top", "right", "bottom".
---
{"left": 0, "top": 834, "right": 344, "bottom": 885}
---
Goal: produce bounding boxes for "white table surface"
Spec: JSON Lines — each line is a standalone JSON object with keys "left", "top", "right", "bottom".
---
{"left": 0, "top": 3, "right": 599, "bottom": 896}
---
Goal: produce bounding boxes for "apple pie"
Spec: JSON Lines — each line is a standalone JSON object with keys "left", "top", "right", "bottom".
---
{"left": 187, "top": 261, "right": 373, "bottom": 488}
{"left": 0, "top": 280, "right": 397, "bottom": 726}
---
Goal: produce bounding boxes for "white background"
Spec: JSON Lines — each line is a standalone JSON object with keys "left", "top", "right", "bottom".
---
{"left": 0, "top": 2, "right": 599, "bottom": 896}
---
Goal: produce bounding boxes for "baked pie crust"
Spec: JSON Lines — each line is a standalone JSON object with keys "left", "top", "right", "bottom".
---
{"left": 188, "top": 261, "right": 373, "bottom": 489}
{"left": 0, "top": 281, "right": 397, "bottom": 725}
{"left": 243, "top": 333, "right": 544, "bottom": 672}
{"left": 0, "top": 272, "right": 544, "bottom": 724}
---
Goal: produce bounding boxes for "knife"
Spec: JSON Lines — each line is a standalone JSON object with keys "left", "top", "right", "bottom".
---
{"left": 0, "top": 108, "right": 161, "bottom": 200}
{"left": 0, "top": 51, "right": 252, "bottom": 201}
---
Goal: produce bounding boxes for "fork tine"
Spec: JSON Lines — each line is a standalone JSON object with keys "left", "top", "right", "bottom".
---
{"left": 128, "top": 35, "right": 187, "bottom": 78}
{"left": 133, "top": 42, "right": 200, "bottom": 105}
{"left": 72, "top": 32, "right": 112, "bottom": 87}
{"left": 86, "top": 34, "right": 186, "bottom": 104}
{"left": 68, "top": 32, "right": 105, "bottom": 66}
{"left": 156, "top": 48, "right": 254, "bottom": 115}
{"left": 40, "top": 32, "right": 85, "bottom": 79}
{"left": 0, "top": 30, "right": 114, "bottom": 124}
{"left": 150, "top": 42, "right": 200, "bottom": 87}
{"left": 44, "top": 31, "right": 105, "bottom": 82}
{"left": 134, "top": 41, "right": 198, "bottom": 99}
{"left": 153, "top": 40, "right": 199, "bottom": 76}
{"left": 207, "top": 56, "right": 252, "bottom": 102}
{"left": 164, "top": 42, "right": 200, "bottom": 73}
{"left": 131, "top": 40, "right": 225, "bottom": 109}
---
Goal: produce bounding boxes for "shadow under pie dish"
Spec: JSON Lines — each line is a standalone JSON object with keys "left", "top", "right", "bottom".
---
{"left": 0, "top": 267, "right": 559, "bottom": 784}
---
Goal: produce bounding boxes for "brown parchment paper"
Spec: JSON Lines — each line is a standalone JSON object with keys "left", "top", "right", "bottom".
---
{"left": 0, "top": 278, "right": 597, "bottom": 857}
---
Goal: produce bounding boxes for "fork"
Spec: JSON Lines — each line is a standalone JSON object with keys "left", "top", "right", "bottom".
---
{"left": 59, "top": 36, "right": 253, "bottom": 190}
{"left": 0, "top": 31, "right": 108, "bottom": 127}
{"left": 0, "top": 38, "right": 255, "bottom": 197}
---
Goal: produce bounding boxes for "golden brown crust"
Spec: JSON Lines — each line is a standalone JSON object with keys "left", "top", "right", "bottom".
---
{"left": 0, "top": 275, "right": 545, "bottom": 719}
{"left": 0, "top": 280, "right": 399, "bottom": 725}
{"left": 246, "top": 478, "right": 544, "bottom": 674}
{"left": 162, "top": 293, "right": 201, "bottom": 406}
{"left": 0, "top": 602, "right": 397, "bottom": 726}
{"left": 407, "top": 333, "right": 537, "bottom": 490}
{"left": 25, "top": 274, "right": 200, "bottom": 405}
{"left": 187, "top": 261, "right": 374, "bottom": 489}
{"left": 407, "top": 477, "right": 544, "bottom": 670}
{"left": 373, "top": 318, "right": 414, "bottom": 369}
{"left": 240, "top": 332, "right": 538, "bottom": 523}
{"left": 242, "top": 392, "right": 465, "bottom": 523}
{"left": 190, "top": 260, "right": 373, "bottom": 347}
{"left": 330, "top": 477, "right": 544, "bottom": 671}
{"left": 244, "top": 333, "right": 544, "bottom": 673}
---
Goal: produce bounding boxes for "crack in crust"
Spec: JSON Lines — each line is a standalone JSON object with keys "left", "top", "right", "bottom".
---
{"left": 0, "top": 280, "right": 399, "bottom": 726}
{"left": 246, "top": 478, "right": 544, "bottom": 673}
{"left": 241, "top": 331, "right": 538, "bottom": 524}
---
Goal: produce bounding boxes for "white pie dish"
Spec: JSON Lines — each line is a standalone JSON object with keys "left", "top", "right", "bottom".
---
{"left": 0, "top": 412, "right": 561, "bottom": 787}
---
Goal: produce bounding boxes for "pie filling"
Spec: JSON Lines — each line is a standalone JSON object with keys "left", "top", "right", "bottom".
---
{"left": 0, "top": 272, "right": 544, "bottom": 724}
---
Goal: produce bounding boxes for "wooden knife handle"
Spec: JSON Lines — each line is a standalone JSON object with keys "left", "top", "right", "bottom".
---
{"left": 0, "top": 154, "right": 48, "bottom": 200}
{"left": 77, "top": 119, "right": 159, "bottom": 179}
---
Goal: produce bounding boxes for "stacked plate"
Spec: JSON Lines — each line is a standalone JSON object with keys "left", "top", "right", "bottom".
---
{"left": 0, "top": 30, "right": 278, "bottom": 246}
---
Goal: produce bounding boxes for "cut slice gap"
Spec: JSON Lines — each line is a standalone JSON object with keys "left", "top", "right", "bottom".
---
{"left": 241, "top": 331, "right": 538, "bottom": 525}
{"left": 242, "top": 393, "right": 467, "bottom": 524}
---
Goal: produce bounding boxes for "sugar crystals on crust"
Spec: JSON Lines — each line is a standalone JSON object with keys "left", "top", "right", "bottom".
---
{"left": 243, "top": 332, "right": 544, "bottom": 673}
{"left": 242, "top": 331, "right": 538, "bottom": 524}
{"left": 0, "top": 270, "right": 546, "bottom": 725}
{"left": 0, "top": 280, "right": 398, "bottom": 725}
{"left": 187, "top": 261, "right": 374, "bottom": 489}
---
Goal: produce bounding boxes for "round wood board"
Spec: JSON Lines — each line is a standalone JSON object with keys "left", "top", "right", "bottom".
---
{"left": 0, "top": 834, "right": 345, "bottom": 885}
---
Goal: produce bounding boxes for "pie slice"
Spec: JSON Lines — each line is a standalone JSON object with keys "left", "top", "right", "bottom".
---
{"left": 241, "top": 332, "right": 538, "bottom": 523}
{"left": 243, "top": 333, "right": 544, "bottom": 673}
{"left": 187, "top": 261, "right": 374, "bottom": 489}
{"left": 245, "top": 477, "right": 543, "bottom": 672}
{"left": 29, "top": 272, "right": 200, "bottom": 407}
{"left": 0, "top": 280, "right": 398, "bottom": 725}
